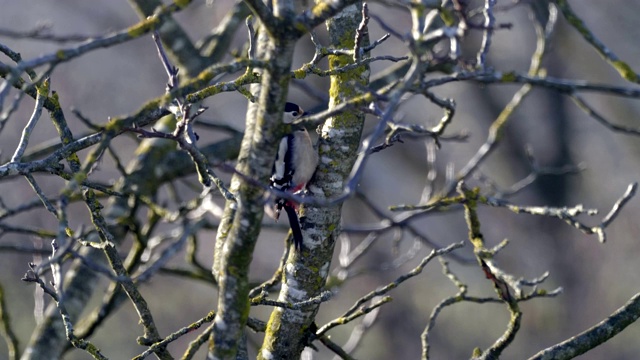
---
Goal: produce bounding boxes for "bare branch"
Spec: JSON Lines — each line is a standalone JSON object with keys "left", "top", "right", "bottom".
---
{"left": 555, "top": 0, "right": 639, "bottom": 83}
{"left": 316, "top": 242, "right": 464, "bottom": 337}
{"left": 529, "top": 291, "right": 640, "bottom": 360}
{"left": 476, "top": 0, "right": 497, "bottom": 69}
{"left": 10, "top": 79, "right": 48, "bottom": 162}
{"left": 571, "top": 93, "right": 640, "bottom": 136}
{"left": 134, "top": 310, "right": 216, "bottom": 360}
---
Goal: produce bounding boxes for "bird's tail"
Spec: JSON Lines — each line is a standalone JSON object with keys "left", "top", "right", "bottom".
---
{"left": 284, "top": 205, "right": 303, "bottom": 250}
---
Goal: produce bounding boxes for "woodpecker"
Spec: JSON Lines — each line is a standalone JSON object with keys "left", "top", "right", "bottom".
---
{"left": 270, "top": 102, "right": 319, "bottom": 250}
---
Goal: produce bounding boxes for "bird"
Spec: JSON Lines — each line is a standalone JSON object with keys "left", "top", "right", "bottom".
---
{"left": 269, "top": 102, "right": 319, "bottom": 250}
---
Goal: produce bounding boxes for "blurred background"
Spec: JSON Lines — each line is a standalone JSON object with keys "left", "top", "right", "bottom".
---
{"left": 1, "top": 0, "right": 640, "bottom": 359}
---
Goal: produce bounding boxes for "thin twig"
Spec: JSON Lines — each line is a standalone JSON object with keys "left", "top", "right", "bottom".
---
{"left": 353, "top": 3, "right": 370, "bottom": 62}
{"left": 316, "top": 242, "right": 464, "bottom": 337}
{"left": 133, "top": 310, "right": 216, "bottom": 360}
{"left": 476, "top": 0, "right": 497, "bottom": 68}
{"left": 10, "top": 79, "right": 48, "bottom": 162}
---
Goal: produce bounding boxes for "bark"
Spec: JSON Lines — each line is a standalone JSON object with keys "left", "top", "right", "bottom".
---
{"left": 258, "top": 3, "right": 369, "bottom": 359}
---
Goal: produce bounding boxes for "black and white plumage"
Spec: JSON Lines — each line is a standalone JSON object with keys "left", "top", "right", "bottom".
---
{"left": 270, "top": 102, "right": 319, "bottom": 250}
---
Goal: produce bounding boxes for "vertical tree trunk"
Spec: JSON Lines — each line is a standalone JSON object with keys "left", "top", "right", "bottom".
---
{"left": 258, "top": 3, "right": 369, "bottom": 359}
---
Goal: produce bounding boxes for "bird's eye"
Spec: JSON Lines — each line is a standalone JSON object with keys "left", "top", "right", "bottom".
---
{"left": 292, "top": 111, "right": 299, "bottom": 116}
